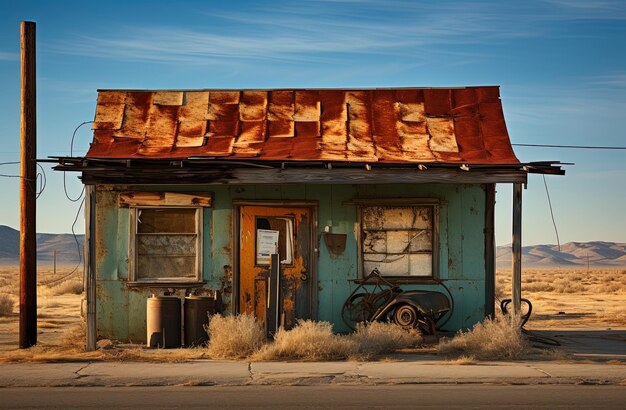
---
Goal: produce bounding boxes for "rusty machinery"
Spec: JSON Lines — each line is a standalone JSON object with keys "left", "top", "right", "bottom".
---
{"left": 342, "top": 268, "right": 452, "bottom": 335}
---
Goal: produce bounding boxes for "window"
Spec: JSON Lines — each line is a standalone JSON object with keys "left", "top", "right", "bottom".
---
{"left": 129, "top": 207, "right": 203, "bottom": 283}
{"left": 359, "top": 203, "right": 438, "bottom": 278}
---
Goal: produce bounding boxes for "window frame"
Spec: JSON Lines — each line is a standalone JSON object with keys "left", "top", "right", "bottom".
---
{"left": 356, "top": 199, "right": 440, "bottom": 283}
{"left": 128, "top": 206, "right": 204, "bottom": 285}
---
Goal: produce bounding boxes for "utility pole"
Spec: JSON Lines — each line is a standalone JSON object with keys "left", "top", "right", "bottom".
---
{"left": 20, "top": 21, "right": 37, "bottom": 348}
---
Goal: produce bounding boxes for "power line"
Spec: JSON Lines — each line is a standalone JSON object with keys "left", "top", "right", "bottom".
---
{"left": 512, "top": 143, "right": 626, "bottom": 150}
{"left": 542, "top": 174, "right": 560, "bottom": 252}
{"left": 63, "top": 121, "right": 92, "bottom": 203}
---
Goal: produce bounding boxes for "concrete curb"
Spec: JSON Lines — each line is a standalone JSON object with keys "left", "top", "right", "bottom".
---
{"left": 1, "top": 360, "right": 625, "bottom": 388}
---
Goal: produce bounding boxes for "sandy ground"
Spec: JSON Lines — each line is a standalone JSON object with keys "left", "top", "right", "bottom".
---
{"left": 496, "top": 268, "right": 626, "bottom": 330}
{"left": 0, "top": 266, "right": 83, "bottom": 352}
{"left": 0, "top": 266, "right": 624, "bottom": 353}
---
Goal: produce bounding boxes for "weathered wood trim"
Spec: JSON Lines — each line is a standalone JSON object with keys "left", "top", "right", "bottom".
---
{"left": 119, "top": 191, "right": 212, "bottom": 207}
{"left": 345, "top": 198, "right": 446, "bottom": 206}
{"left": 232, "top": 199, "right": 318, "bottom": 207}
{"left": 81, "top": 168, "right": 528, "bottom": 185}
{"left": 484, "top": 183, "right": 496, "bottom": 319}
{"left": 232, "top": 203, "right": 241, "bottom": 315}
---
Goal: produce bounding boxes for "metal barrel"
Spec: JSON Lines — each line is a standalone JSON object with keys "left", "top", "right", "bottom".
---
{"left": 184, "top": 296, "right": 217, "bottom": 347}
{"left": 146, "top": 296, "right": 181, "bottom": 348}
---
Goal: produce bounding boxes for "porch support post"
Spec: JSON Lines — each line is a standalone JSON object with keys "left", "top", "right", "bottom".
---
{"left": 85, "top": 185, "right": 97, "bottom": 351}
{"left": 512, "top": 183, "right": 523, "bottom": 315}
{"left": 484, "top": 184, "right": 496, "bottom": 319}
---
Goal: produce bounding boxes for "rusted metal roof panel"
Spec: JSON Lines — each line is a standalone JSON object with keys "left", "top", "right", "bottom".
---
{"left": 85, "top": 87, "right": 520, "bottom": 165}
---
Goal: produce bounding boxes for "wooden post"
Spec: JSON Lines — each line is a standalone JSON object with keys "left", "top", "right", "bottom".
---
{"left": 19, "top": 21, "right": 37, "bottom": 349}
{"left": 484, "top": 184, "right": 496, "bottom": 319}
{"left": 512, "top": 183, "right": 523, "bottom": 315}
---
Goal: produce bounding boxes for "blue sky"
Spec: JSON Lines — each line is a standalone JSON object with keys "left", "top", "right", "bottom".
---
{"left": 0, "top": 0, "right": 624, "bottom": 245}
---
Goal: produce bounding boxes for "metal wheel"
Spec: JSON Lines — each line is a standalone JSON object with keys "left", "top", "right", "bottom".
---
{"left": 393, "top": 304, "right": 419, "bottom": 328}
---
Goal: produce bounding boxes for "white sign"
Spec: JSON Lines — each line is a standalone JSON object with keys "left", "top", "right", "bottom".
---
{"left": 256, "top": 229, "right": 279, "bottom": 265}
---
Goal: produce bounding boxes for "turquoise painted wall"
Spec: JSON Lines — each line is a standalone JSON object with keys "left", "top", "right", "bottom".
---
{"left": 94, "top": 183, "right": 487, "bottom": 342}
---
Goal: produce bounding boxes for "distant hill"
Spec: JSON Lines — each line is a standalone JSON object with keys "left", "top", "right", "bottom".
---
{"left": 1, "top": 224, "right": 623, "bottom": 268}
{"left": 496, "top": 241, "right": 626, "bottom": 268}
{"left": 0, "top": 225, "right": 84, "bottom": 265}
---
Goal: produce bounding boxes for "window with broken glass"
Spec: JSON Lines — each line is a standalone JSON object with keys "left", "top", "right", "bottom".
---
{"left": 360, "top": 205, "right": 437, "bottom": 278}
{"left": 129, "top": 207, "right": 202, "bottom": 283}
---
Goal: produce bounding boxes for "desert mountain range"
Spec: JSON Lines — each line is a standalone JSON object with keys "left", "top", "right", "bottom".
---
{"left": 0, "top": 225, "right": 624, "bottom": 268}
{"left": 496, "top": 241, "right": 626, "bottom": 268}
{"left": 0, "top": 225, "right": 83, "bottom": 265}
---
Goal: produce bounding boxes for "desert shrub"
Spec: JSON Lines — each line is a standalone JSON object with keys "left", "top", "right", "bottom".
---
{"left": 0, "top": 294, "right": 14, "bottom": 316}
{"left": 350, "top": 321, "right": 421, "bottom": 359}
{"left": 206, "top": 314, "right": 265, "bottom": 359}
{"left": 254, "top": 320, "right": 357, "bottom": 361}
{"left": 49, "top": 280, "right": 84, "bottom": 295}
{"left": 591, "top": 282, "right": 622, "bottom": 293}
{"left": 522, "top": 282, "right": 554, "bottom": 293}
{"left": 437, "top": 315, "right": 531, "bottom": 360}
{"left": 552, "top": 278, "right": 585, "bottom": 294}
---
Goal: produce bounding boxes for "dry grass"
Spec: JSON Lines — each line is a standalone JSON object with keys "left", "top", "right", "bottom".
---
{"left": 206, "top": 314, "right": 266, "bottom": 359}
{"left": 253, "top": 320, "right": 422, "bottom": 361}
{"left": 438, "top": 315, "right": 532, "bottom": 360}
{"left": 46, "top": 279, "right": 84, "bottom": 296}
{"left": 350, "top": 321, "right": 422, "bottom": 359}
{"left": 445, "top": 355, "right": 477, "bottom": 365}
{"left": 0, "top": 294, "right": 14, "bottom": 316}
{"left": 253, "top": 320, "right": 356, "bottom": 361}
{"left": 496, "top": 268, "right": 626, "bottom": 329}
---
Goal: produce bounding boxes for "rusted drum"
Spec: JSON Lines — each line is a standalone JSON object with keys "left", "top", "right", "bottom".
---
{"left": 147, "top": 296, "right": 181, "bottom": 348}
{"left": 184, "top": 296, "right": 217, "bottom": 347}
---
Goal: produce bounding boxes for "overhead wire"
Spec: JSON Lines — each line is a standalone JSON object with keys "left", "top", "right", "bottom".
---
{"left": 512, "top": 143, "right": 626, "bottom": 150}
{"left": 63, "top": 121, "right": 92, "bottom": 203}
{"left": 542, "top": 174, "right": 560, "bottom": 252}
{"left": 0, "top": 161, "right": 45, "bottom": 197}
{"left": 35, "top": 162, "right": 47, "bottom": 198}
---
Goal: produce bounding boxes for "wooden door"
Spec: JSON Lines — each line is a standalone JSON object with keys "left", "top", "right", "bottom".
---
{"left": 239, "top": 205, "right": 312, "bottom": 329}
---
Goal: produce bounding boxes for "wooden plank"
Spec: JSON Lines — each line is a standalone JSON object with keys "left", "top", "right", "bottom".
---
{"left": 83, "top": 168, "right": 528, "bottom": 185}
{"left": 512, "top": 183, "right": 522, "bottom": 315}
{"left": 118, "top": 192, "right": 212, "bottom": 207}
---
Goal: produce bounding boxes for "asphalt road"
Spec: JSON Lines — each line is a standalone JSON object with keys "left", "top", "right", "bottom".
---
{"left": 1, "top": 385, "right": 625, "bottom": 409}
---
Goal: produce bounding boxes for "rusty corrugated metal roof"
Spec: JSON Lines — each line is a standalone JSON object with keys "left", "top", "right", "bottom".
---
{"left": 87, "top": 87, "right": 519, "bottom": 165}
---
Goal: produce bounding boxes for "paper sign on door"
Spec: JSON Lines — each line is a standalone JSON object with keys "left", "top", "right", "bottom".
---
{"left": 256, "top": 229, "right": 279, "bottom": 265}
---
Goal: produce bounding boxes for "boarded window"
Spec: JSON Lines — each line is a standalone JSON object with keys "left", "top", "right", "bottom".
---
{"left": 360, "top": 205, "right": 435, "bottom": 277}
{"left": 131, "top": 207, "right": 202, "bottom": 282}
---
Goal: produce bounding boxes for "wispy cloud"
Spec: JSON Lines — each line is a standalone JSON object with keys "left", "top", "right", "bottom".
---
{"left": 0, "top": 51, "right": 18, "bottom": 61}
{"left": 541, "top": 0, "right": 626, "bottom": 20}
{"left": 48, "top": 1, "right": 625, "bottom": 66}
{"left": 588, "top": 72, "right": 626, "bottom": 89}
{"left": 47, "top": 2, "right": 549, "bottom": 66}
